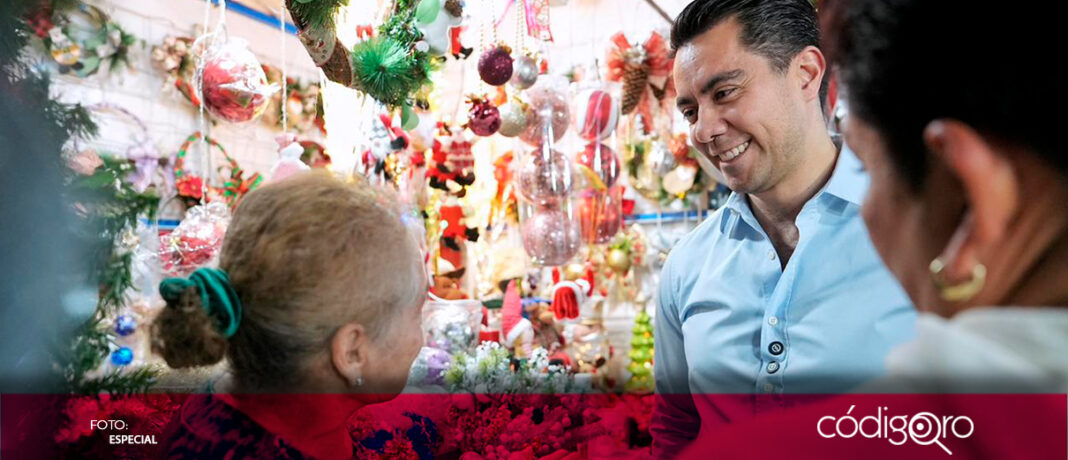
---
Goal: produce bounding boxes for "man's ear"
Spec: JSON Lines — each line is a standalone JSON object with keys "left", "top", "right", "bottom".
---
{"left": 923, "top": 119, "right": 1019, "bottom": 282}
{"left": 331, "top": 322, "right": 369, "bottom": 386}
{"left": 794, "top": 46, "right": 827, "bottom": 103}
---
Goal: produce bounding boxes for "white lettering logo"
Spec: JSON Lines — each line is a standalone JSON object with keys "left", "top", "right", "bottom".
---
{"left": 817, "top": 405, "right": 974, "bottom": 455}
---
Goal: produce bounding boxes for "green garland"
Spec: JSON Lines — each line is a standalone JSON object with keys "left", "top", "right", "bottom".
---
{"left": 350, "top": 0, "right": 435, "bottom": 109}
{"left": 287, "top": 0, "right": 350, "bottom": 31}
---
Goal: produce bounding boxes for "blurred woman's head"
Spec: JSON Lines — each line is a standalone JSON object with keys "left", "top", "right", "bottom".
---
{"left": 825, "top": 0, "right": 1068, "bottom": 316}
{"left": 153, "top": 171, "right": 427, "bottom": 397}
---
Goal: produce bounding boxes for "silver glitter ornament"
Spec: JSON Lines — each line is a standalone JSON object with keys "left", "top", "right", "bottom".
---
{"left": 509, "top": 55, "right": 539, "bottom": 90}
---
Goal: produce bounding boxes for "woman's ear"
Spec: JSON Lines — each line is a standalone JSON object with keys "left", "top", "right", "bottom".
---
{"left": 923, "top": 119, "right": 1019, "bottom": 283}
{"left": 331, "top": 322, "right": 368, "bottom": 387}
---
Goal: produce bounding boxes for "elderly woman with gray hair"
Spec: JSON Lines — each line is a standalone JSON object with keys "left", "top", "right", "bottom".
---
{"left": 153, "top": 171, "right": 427, "bottom": 460}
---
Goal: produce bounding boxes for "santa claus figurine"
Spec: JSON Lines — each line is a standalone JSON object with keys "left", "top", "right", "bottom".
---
{"left": 550, "top": 266, "right": 596, "bottom": 321}
{"left": 500, "top": 280, "right": 534, "bottom": 359}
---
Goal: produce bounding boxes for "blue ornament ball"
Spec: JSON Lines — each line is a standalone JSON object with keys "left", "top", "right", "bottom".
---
{"left": 114, "top": 315, "right": 137, "bottom": 336}
{"left": 111, "top": 347, "right": 134, "bottom": 366}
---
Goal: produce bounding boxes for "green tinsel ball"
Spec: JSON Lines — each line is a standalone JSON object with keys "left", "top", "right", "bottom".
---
{"left": 351, "top": 36, "right": 426, "bottom": 108}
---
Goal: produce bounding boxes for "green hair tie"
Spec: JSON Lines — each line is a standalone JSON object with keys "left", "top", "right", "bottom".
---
{"left": 159, "top": 268, "right": 243, "bottom": 338}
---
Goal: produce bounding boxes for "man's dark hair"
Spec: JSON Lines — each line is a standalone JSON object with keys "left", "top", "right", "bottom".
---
{"left": 671, "top": 0, "right": 826, "bottom": 108}
{"left": 671, "top": 0, "right": 820, "bottom": 72}
{"left": 826, "top": 0, "right": 1068, "bottom": 190}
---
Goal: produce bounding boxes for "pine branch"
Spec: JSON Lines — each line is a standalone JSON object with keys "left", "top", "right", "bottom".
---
{"left": 286, "top": 0, "right": 349, "bottom": 30}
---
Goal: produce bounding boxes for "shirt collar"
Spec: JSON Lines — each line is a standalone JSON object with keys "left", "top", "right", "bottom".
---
{"left": 723, "top": 141, "right": 868, "bottom": 216}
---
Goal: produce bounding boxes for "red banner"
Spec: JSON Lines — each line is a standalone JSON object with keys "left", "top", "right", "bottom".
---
{"left": 2, "top": 393, "right": 1064, "bottom": 459}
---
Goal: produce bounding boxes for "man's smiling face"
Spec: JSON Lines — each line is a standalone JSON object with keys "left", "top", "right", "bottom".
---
{"left": 674, "top": 17, "right": 808, "bottom": 194}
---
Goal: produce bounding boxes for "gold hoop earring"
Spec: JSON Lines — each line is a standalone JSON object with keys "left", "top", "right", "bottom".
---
{"left": 929, "top": 257, "right": 987, "bottom": 302}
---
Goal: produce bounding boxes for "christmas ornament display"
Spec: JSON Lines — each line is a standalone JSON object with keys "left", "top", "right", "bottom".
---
{"left": 467, "top": 96, "right": 501, "bottom": 136}
{"left": 572, "top": 86, "right": 620, "bottom": 141}
{"left": 576, "top": 142, "right": 621, "bottom": 189}
{"left": 196, "top": 37, "right": 277, "bottom": 123}
{"left": 509, "top": 54, "right": 539, "bottom": 89}
{"left": 520, "top": 202, "right": 581, "bottom": 266}
{"left": 519, "top": 78, "right": 570, "bottom": 146}
{"left": 516, "top": 147, "right": 574, "bottom": 205}
{"left": 478, "top": 44, "right": 514, "bottom": 86}
{"left": 497, "top": 100, "right": 529, "bottom": 138}
{"left": 114, "top": 315, "right": 137, "bottom": 337}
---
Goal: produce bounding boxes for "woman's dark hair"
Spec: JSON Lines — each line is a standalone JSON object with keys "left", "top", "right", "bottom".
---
{"left": 824, "top": 0, "right": 1068, "bottom": 190}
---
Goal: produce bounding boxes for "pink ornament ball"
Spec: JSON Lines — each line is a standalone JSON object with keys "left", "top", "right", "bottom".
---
{"left": 517, "top": 148, "right": 574, "bottom": 205}
{"left": 521, "top": 204, "right": 581, "bottom": 266}
{"left": 519, "top": 85, "right": 570, "bottom": 146}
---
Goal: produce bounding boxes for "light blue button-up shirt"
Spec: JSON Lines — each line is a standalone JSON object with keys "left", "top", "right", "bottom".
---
{"left": 651, "top": 147, "right": 916, "bottom": 455}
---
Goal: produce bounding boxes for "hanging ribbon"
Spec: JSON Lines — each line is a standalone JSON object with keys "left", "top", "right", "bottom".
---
{"left": 496, "top": 0, "right": 553, "bottom": 42}
{"left": 605, "top": 31, "right": 673, "bottom": 134}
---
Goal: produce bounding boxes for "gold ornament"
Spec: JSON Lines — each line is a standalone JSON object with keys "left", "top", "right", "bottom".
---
{"left": 607, "top": 248, "right": 631, "bottom": 274}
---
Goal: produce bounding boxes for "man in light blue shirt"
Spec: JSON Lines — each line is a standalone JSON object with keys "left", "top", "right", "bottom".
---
{"left": 653, "top": 0, "right": 915, "bottom": 456}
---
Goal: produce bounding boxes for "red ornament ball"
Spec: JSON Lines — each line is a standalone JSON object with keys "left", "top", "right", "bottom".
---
{"left": 478, "top": 45, "right": 514, "bottom": 86}
{"left": 468, "top": 98, "right": 502, "bottom": 136}
{"left": 576, "top": 142, "right": 621, "bottom": 188}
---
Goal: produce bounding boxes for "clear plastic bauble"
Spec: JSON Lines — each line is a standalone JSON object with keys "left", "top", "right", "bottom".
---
{"left": 197, "top": 37, "right": 277, "bottom": 123}
{"left": 422, "top": 297, "right": 483, "bottom": 355}
{"left": 516, "top": 147, "right": 574, "bottom": 206}
{"left": 520, "top": 201, "right": 581, "bottom": 266}
{"left": 518, "top": 78, "right": 570, "bottom": 146}
{"left": 571, "top": 85, "right": 620, "bottom": 141}
{"left": 577, "top": 185, "right": 623, "bottom": 245}
{"left": 576, "top": 142, "right": 621, "bottom": 188}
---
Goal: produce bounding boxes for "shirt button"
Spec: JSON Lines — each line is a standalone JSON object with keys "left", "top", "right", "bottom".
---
{"left": 763, "top": 383, "right": 774, "bottom": 393}
{"left": 768, "top": 316, "right": 779, "bottom": 326}
{"left": 767, "top": 361, "right": 780, "bottom": 374}
{"left": 768, "top": 341, "right": 784, "bottom": 356}
{"left": 767, "top": 249, "right": 776, "bottom": 260}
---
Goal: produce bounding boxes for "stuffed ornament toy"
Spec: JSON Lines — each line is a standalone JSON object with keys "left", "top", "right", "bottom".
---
{"left": 427, "top": 125, "right": 476, "bottom": 196}
{"left": 550, "top": 266, "right": 595, "bottom": 321}
{"left": 500, "top": 280, "right": 534, "bottom": 359}
{"left": 415, "top": 0, "right": 464, "bottom": 56}
{"left": 269, "top": 133, "right": 310, "bottom": 182}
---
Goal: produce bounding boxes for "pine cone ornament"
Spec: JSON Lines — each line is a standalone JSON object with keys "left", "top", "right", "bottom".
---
{"left": 621, "top": 61, "right": 648, "bottom": 115}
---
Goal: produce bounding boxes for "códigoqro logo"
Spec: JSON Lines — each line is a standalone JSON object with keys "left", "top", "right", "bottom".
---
{"left": 817, "top": 405, "right": 974, "bottom": 455}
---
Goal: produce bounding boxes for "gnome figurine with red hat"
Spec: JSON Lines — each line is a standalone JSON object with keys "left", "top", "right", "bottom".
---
{"left": 550, "top": 267, "right": 596, "bottom": 321}
{"left": 500, "top": 280, "right": 534, "bottom": 359}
